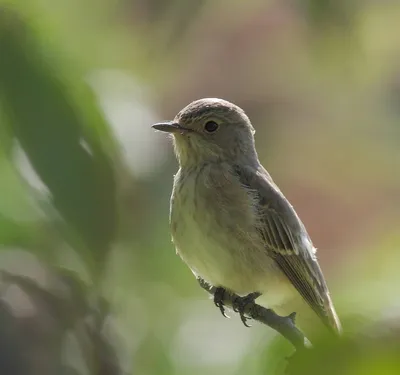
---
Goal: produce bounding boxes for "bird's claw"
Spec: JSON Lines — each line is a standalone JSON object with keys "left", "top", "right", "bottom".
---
{"left": 214, "top": 287, "right": 229, "bottom": 318}
{"left": 232, "top": 292, "right": 262, "bottom": 327}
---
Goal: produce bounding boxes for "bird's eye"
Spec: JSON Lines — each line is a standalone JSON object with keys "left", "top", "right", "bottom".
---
{"left": 204, "top": 121, "right": 219, "bottom": 133}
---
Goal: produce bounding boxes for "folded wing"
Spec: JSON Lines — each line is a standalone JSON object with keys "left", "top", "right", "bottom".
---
{"left": 234, "top": 164, "right": 341, "bottom": 334}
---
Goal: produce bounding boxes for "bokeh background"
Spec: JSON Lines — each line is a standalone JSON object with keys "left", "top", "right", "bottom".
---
{"left": 1, "top": 0, "right": 400, "bottom": 374}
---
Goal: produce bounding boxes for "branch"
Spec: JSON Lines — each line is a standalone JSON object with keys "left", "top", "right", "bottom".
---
{"left": 197, "top": 278, "right": 311, "bottom": 350}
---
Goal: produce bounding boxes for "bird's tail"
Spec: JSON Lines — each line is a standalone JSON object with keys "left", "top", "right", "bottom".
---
{"left": 323, "top": 293, "right": 342, "bottom": 335}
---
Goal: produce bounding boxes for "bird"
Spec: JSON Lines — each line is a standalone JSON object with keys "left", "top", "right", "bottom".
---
{"left": 152, "top": 98, "right": 342, "bottom": 337}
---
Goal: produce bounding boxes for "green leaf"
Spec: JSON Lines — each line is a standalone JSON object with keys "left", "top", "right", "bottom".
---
{"left": 0, "top": 8, "right": 117, "bottom": 279}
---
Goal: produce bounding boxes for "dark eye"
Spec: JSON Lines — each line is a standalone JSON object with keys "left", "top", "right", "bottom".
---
{"left": 204, "top": 121, "right": 219, "bottom": 133}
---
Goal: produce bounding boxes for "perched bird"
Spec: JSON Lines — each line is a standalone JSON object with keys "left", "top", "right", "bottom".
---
{"left": 152, "top": 98, "right": 341, "bottom": 337}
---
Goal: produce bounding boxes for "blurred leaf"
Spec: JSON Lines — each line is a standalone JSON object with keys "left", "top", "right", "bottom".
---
{"left": 1, "top": 271, "right": 76, "bottom": 327}
{"left": 0, "top": 8, "right": 117, "bottom": 278}
{"left": 286, "top": 332, "right": 400, "bottom": 375}
{"left": 0, "top": 155, "right": 41, "bottom": 222}
{"left": 259, "top": 336, "right": 294, "bottom": 375}
{"left": 303, "top": 0, "right": 356, "bottom": 29}
{"left": 1, "top": 269, "right": 123, "bottom": 375}
{"left": 0, "top": 110, "right": 13, "bottom": 154}
{"left": 0, "top": 214, "right": 48, "bottom": 250}
{"left": 0, "top": 300, "right": 28, "bottom": 375}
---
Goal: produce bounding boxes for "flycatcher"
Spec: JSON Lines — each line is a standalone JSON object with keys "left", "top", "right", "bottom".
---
{"left": 152, "top": 98, "right": 341, "bottom": 336}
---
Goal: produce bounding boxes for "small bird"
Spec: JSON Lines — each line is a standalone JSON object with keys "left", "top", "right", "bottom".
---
{"left": 152, "top": 98, "right": 341, "bottom": 336}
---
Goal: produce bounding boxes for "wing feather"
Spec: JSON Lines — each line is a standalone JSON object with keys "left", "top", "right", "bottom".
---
{"left": 235, "top": 165, "right": 341, "bottom": 334}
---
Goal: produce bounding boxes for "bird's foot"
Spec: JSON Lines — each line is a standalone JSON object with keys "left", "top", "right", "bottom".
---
{"left": 232, "top": 292, "right": 262, "bottom": 327}
{"left": 213, "top": 287, "right": 230, "bottom": 319}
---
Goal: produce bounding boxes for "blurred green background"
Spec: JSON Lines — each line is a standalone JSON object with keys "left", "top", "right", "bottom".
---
{"left": 0, "top": 0, "right": 400, "bottom": 374}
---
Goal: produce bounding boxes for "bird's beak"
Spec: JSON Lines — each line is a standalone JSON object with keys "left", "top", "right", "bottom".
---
{"left": 152, "top": 121, "right": 191, "bottom": 134}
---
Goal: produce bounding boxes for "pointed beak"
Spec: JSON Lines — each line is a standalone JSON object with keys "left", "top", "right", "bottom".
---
{"left": 152, "top": 121, "right": 191, "bottom": 134}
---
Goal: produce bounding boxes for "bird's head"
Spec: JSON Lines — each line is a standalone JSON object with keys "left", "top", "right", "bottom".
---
{"left": 152, "top": 98, "right": 258, "bottom": 167}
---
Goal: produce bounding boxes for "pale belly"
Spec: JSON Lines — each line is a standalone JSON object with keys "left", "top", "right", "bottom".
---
{"left": 170, "top": 167, "right": 292, "bottom": 307}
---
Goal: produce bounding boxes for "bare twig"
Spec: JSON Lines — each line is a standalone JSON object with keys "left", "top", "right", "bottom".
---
{"left": 197, "top": 278, "right": 311, "bottom": 350}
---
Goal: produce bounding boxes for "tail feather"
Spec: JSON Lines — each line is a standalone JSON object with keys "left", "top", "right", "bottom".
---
{"left": 323, "top": 293, "right": 342, "bottom": 335}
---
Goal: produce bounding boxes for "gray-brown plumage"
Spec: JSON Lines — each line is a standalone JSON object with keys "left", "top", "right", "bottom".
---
{"left": 152, "top": 98, "right": 342, "bottom": 335}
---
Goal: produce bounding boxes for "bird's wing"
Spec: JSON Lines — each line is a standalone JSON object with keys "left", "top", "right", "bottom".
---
{"left": 234, "top": 164, "right": 341, "bottom": 334}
